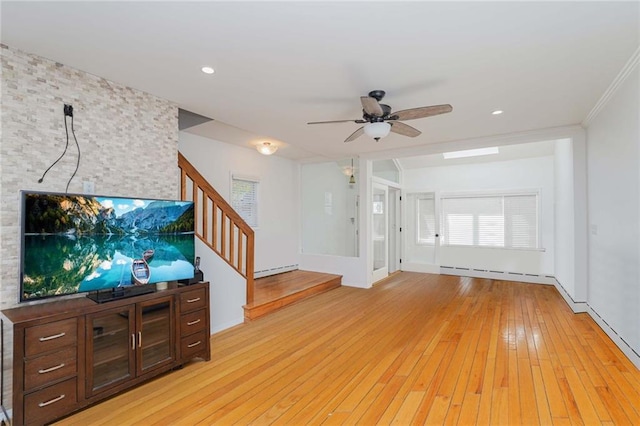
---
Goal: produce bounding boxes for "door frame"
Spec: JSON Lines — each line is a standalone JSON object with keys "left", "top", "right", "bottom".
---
{"left": 371, "top": 177, "right": 402, "bottom": 284}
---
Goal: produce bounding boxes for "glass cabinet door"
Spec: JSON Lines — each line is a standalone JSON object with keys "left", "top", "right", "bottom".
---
{"left": 137, "top": 296, "right": 175, "bottom": 374}
{"left": 87, "top": 306, "right": 135, "bottom": 396}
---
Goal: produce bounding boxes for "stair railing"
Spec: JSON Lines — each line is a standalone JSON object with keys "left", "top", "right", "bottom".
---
{"left": 178, "top": 152, "right": 255, "bottom": 304}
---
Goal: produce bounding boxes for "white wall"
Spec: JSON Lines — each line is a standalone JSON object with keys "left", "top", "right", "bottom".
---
{"left": 403, "top": 156, "right": 555, "bottom": 276}
{"left": 300, "top": 158, "right": 370, "bottom": 288}
{"left": 179, "top": 132, "right": 300, "bottom": 276}
{"left": 195, "top": 239, "right": 245, "bottom": 333}
{"left": 585, "top": 62, "right": 639, "bottom": 365}
{"left": 300, "top": 162, "right": 358, "bottom": 257}
{"left": 554, "top": 136, "right": 589, "bottom": 305}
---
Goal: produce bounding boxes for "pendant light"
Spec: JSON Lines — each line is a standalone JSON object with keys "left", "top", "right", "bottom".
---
{"left": 349, "top": 158, "right": 356, "bottom": 184}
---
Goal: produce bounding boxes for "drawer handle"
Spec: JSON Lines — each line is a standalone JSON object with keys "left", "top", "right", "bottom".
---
{"left": 187, "top": 297, "right": 201, "bottom": 303}
{"left": 187, "top": 340, "right": 202, "bottom": 348}
{"left": 38, "top": 394, "right": 65, "bottom": 407}
{"left": 39, "top": 332, "right": 66, "bottom": 342}
{"left": 38, "top": 363, "right": 65, "bottom": 374}
{"left": 187, "top": 319, "right": 201, "bottom": 326}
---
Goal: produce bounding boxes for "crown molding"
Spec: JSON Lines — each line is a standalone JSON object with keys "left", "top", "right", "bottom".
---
{"left": 583, "top": 46, "right": 640, "bottom": 127}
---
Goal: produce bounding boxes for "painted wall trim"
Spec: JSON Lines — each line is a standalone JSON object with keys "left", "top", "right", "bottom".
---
{"left": 552, "top": 278, "right": 639, "bottom": 369}
{"left": 553, "top": 278, "right": 588, "bottom": 313}
{"left": 587, "top": 306, "right": 640, "bottom": 370}
{"left": 583, "top": 46, "right": 640, "bottom": 127}
{"left": 402, "top": 263, "right": 441, "bottom": 274}
{"left": 255, "top": 264, "right": 299, "bottom": 278}
{"left": 440, "top": 266, "right": 556, "bottom": 285}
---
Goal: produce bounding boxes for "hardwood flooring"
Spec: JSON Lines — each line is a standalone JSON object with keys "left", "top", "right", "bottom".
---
{"left": 55, "top": 272, "right": 640, "bottom": 425}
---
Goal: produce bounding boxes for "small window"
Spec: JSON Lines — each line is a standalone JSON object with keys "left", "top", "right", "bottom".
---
{"left": 231, "top": 176, "right": 258, "bottom": 227}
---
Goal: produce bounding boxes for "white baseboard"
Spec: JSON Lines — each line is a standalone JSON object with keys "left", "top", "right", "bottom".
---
{"left": 401, "top": 262, "right": 440, "bottom": 274}
{"left": 440, "top": 266, "right": 556, "bottom": 285}
{"left": 552, "top": 279, "right": 588, "bottom": 313}
{"left": 551, "top": 279, "right": 639, "bottom": 370}
{"left": 254, "top": 264, "right": 299, "bottom": 279}
{"left": 587, "top": 306, "right": 640, "bottom": 370}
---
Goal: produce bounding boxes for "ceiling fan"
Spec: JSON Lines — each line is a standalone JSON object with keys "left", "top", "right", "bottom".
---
{"left": 307, "top": 90, "right": 453, "bottom": 142}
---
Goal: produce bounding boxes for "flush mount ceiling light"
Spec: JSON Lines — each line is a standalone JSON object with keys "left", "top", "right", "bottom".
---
{"left": 443, "top": 146, "right": 499, "bottom": 159}
{"left": 363, "top": 122, "right": 391, "bottom": 141}
{"left": 492, "top": 110, "right": 504, "bottom": 115}
{"left": 256, "top": 142, "right": 278, "bottom": 156}
{"left": 201, "top": 66, "right": 215, "bottom": 74}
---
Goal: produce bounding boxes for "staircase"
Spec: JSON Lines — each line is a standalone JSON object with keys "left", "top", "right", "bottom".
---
{"left": 178, "top": 153, "right": 341, "bottom": 320}
{"left": 178, "top": 152, "right": 256, "bottom": 304}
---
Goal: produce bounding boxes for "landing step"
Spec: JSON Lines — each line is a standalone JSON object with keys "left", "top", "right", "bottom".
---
{"left": 243, "top": 270, "right": 342, "bottom": 321}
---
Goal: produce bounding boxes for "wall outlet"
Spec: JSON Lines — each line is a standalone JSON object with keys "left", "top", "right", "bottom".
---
{"left": 83, "top": 181, "right": 95, "bottom": 194}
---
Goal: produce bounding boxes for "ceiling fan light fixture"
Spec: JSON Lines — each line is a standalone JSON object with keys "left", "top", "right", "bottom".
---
{"left": 257, "top": 142, "right": 278, "bottom": 155}
{"left": 363, "top": 122, "right": 391, "bottom": 140}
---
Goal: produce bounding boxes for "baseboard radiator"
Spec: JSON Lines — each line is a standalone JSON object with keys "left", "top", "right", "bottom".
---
{"left": 255, "top": 264, "right": 299, "bottom": 279}
{"left": 440, "top": 266, "right": 556, "bottom": 285}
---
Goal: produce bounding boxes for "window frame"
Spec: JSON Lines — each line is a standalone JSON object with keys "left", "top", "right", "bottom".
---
{"left": 230, "top": 174, "right": 260, "bottom": 229}
{"left": 439, "top": 189, "right": 541, "bottom": 250}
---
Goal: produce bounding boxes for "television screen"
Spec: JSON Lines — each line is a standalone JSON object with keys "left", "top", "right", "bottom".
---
{"left": 20, "top": 191, "right": 195, "bottom": 301}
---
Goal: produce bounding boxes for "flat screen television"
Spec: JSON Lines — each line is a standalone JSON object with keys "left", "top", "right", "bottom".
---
{"left": 20, "top": 191, "right": 195, "bottom": 302}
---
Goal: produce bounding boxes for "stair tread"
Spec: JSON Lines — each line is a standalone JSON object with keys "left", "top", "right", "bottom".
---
{"left": 243, "top": 270, "right": 342, "bottom": 320}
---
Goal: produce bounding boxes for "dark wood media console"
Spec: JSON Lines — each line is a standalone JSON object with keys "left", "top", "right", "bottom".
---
{"left": 1, "top": 281, "right": 210, "bottom": 426}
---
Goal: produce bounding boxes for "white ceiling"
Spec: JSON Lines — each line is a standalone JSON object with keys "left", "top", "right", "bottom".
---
{"left": 2, "top": 1, "right": 638, "bottom": 163}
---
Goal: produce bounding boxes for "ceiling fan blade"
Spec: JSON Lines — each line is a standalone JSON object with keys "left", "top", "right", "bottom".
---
{"left": 345, "top": 127, "right": 364, "bottom": 142}
{"left": 307, "top": 119, "right": 365, "bottom": 125}
{"left": 390, "top": 104, "right": 453, "bottom": 121}
{"left": 390, "top": 121, "right": 422, "bottom": 138}
{"left": 360, "top": 96, "right": 384, "bottom": 117}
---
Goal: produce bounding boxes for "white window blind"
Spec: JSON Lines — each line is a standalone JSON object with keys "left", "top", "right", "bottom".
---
{"left": 441, "top": 193, "right": 538, "bottom": 249}
{"left": 417, "top": 195, "right": 436, "bottom": 245}
{"left": 231, "top": 176, "right": 258, "bottom": 227}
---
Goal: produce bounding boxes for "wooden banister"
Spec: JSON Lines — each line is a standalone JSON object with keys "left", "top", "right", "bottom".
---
{"left": 178, "top": 152, "right": 255, "bottom": 304}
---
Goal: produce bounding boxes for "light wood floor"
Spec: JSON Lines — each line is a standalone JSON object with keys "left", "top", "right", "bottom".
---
{"left": 56, "top": 272, "right": 640, "bottom": 425}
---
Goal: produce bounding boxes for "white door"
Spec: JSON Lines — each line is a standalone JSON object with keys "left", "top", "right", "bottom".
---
{"left": 403, "top": 192, "right": 441, "bottom": 272}
{"left": 372, "top": 183, "right": 388, "bottom": 282}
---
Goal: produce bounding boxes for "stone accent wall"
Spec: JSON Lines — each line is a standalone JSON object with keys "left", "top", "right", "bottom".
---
{"left": 0, "top": 45, "right": 179, "bottom": 413}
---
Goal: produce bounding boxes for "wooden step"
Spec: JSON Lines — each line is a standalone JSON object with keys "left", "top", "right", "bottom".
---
{"left": 243, "top": 270, "right": 342, "bottom": 321}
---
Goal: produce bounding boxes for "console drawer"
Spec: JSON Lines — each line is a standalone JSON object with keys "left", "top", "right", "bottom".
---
{"left": 180, "top": 288, "right": 206, "bottom": 313}
{"left": 24, "top": 377, "right": 77, "bottom": 426}
{"left": 181, "top": 330, "right": 208, "bottom": 360}
{"left": 25, "top": 318, "right": 77, "bottom": 357}
{"left": 24, "top": 346, "right": 77, "bottom": 391}
{"left": 180, "top": 309, "right": 207, "bottom": 336}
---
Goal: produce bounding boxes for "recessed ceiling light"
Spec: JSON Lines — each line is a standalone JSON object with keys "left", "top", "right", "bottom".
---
{"left": 443, "top": 147, "right": 499, "bottom": 159}
{"left": 201, "top": 66, "right": 215, "bottom": 74}
{"left": 492, "top": 110, "right": 503, "bottom": 115}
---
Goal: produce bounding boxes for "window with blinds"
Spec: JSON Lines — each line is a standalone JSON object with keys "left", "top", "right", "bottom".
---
{"left": 231, "top": 176, "right": 258, "bottom": 227}
{"left": 441, "top": 193, "right": 538, "bottom": 249}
